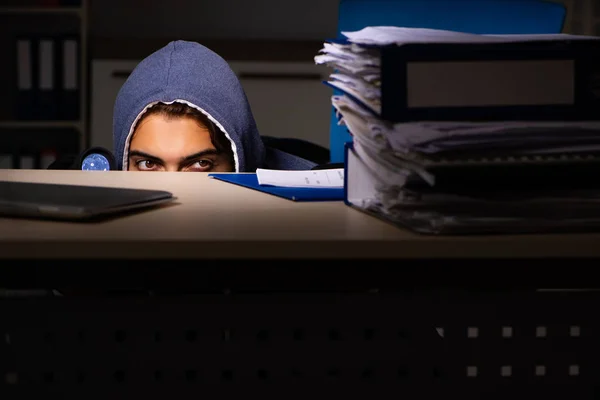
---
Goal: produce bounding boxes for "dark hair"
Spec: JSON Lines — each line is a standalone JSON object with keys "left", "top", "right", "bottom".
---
{"left": 136, "top": 102, "right": 234, "bottom": 161}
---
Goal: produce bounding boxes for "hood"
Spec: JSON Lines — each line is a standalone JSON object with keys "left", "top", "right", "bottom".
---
{"left": 113, "top": 40, "right": 269, "bottom": 172}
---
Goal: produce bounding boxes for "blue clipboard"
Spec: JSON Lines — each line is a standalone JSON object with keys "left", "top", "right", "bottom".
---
{"left": 208, "top": 173, "right": 344, "bottom": 202}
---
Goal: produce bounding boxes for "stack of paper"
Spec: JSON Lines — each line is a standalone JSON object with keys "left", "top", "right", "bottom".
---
{"left": 332, "top": 93, "right": 600, "bottom": 184}
{"left": 315, "top": 27, "right": 598, "bottom": 116}
{"left": 315, "top": 26, "right": 600, "bottom": 235}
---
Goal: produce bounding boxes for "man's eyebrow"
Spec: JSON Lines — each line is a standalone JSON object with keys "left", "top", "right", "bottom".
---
{"left": 128, "top": 150, "right": 163, "bottom": 163}
{"left": 180, "top": 149, "right": 220, "bottom": 163}
{"left": 128, "top": 149, "right": 221, "bottom": 164}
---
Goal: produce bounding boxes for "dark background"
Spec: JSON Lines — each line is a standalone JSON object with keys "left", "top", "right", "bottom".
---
{"left": 0, "top": 0, "right": 592, "bottom": 169}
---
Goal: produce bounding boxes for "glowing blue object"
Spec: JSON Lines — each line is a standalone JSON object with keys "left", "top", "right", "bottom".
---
{"left": 81, "top": 153, "right": 111, "bottom": 171}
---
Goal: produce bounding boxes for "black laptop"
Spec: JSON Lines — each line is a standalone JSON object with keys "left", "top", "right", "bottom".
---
{"left": 0, "top": 181, "right": 176, "bottom": 221}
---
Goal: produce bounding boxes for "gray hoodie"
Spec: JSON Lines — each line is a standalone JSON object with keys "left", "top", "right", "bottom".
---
{"left": 113, "top": 40, "right": 316, "bottom": 171}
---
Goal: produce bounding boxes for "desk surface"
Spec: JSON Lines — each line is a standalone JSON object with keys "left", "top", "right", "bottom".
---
{"left": 1, "top": 169, "right": 600, "bottom": 259}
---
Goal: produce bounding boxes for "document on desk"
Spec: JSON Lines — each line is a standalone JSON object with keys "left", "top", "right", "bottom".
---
{"left": 340, "top": 26, "right": 600, "bottom": 46}
{"left": 256, "top": 168, "right": 345, "bottom": 188}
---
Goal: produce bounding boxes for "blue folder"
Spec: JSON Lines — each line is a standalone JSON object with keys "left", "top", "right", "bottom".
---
{"left": 208, "top": 173, "right": 344, "bottom": 202}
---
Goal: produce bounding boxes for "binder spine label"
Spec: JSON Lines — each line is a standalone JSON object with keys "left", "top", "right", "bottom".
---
{"left": 381, "top": 42, "right": 600, "bottom": 122}
{"left": 39, "top": 40, "right": 54, "bottom": 91}
{"left": 405, "top": 59, "right": 575, "bottom": 108}
{"left": 17, "top": 40, "right": 32, "bottom": 91}
{"left": 63, "top": 39, "right": 78, "bottom": 91}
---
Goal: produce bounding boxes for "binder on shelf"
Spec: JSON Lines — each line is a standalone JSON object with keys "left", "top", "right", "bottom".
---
{"left": 58, "top": 0, "right": 82, "bottom": 6}
{"left": 0, "top": 155, "right": 11, "bottom": 170}
{"left": 14, "top": 36, "right": 37, "bottom": 120}
{"left": 37, "top": 0, "right": 60, "bottom": 6}
{"left": 15, "top": 35, "right": 81, "bottom": 122}
{"left": 19, "top": 155, "right": 35, "bottom": 170}
{"left": 56, "top": 34, "right": 80, "bottom": 121}
{"left": 37, "top": 0, "right": 81, "bottom": 6}
{"left": 37, "top": 37, "right": 59, "bottom": 120}
{"left": 322, "top": 36, "right": 600, "bottom": 123}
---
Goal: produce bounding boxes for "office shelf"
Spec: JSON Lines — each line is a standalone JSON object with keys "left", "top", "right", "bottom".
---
{"left": 0, "top": 1, "right": 89, "bottom": 169}
{"left": 0, "top": 121, "right": 82, "bottom": 130}
{"left": 0, "top": 7, "right": 82, "bottom": 15}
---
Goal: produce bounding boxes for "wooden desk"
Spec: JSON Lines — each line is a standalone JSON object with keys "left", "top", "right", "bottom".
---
{"left": 1, "top": 169, "right": 600, "bottom": 259}
{"left": 0, "top": 174, "right": 597, "bottom": 398}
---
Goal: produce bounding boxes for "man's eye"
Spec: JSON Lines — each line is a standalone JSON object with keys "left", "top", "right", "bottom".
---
{"left": 190, "top": 160, "right": 213, "bottom": 170}
{"left": 137, "top": 160, "right": 157, "bottom": 171}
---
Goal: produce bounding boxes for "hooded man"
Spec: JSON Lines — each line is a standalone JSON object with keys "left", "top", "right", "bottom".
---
{"left": 113, "top": 40, "right": 317, "bottom": 172}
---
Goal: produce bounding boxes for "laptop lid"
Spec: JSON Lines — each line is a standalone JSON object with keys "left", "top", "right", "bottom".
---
{"left": 0, "top": 181, "right": 175, "bottom": 221}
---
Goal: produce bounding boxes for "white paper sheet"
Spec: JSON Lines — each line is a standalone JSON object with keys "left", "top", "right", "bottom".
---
{"left": 256, "top": 168, "right": 345, "bottom": 188}
{"left": 341, "top": 26, "right": 600, "bottom": 46}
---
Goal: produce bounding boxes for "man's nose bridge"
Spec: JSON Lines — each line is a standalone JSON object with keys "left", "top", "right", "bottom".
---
{"left": 165, "top": 163, "right": 180, "bottom": 172}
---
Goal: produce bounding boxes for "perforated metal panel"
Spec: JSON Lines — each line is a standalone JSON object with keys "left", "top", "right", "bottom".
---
{"left": 0, "top": 291, "right": 598, "bottom": 399}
